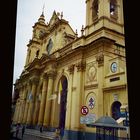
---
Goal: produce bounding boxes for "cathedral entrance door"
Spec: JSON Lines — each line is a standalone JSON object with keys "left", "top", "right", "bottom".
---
{"left": 111, "top": 101, "right": 122, "bottom": 120}
{"left": 59, "top": 76, "right": 68, "bottom": 130}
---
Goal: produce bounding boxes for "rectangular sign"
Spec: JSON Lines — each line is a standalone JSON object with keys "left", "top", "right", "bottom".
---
{"left": 80, "top": 114, "right": 96, "bottom": 124}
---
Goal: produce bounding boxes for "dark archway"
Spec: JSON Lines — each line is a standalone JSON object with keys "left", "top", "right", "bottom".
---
{"left": 111, "top": 101, "right": 122, "bottom": 120}
{"left": 59, "top": 76, "right": 68, "bottom": 129}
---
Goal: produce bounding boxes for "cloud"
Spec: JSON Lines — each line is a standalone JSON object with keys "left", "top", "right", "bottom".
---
{"left": 13, "top": 0, "right": 86, "bottom": 84}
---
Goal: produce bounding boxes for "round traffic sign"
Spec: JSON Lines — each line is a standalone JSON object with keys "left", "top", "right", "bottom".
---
{"left": 81, "top": 106, "right": 89, "bottom": 115}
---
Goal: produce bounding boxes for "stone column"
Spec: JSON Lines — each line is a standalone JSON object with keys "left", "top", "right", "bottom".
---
{"left": 65, "top": 64, "right": 75, "bottom": 129}
{"left": 71, "top": 61, "right": 86, "bottom": 130}
{"left": 26, "top": 77, "right": 38, "bottom": 125}
{"left": 17, "top": 86, "right": 23, "bottom": 123}
{"left": 38, "top": 74, "right": 48, "bottom": 125}
{"left": 32, "top": 78, "right": 43, "bottom": 125}
{"left": 96, "top": 51, "right": 104, "bottom": 117}
{"left": 18, "top": 85, "right": 27, "bottom": 123}
{"left": 23, "top": 81, "right": 32, "bottom": 124}
{"left": 43, "top": 71, "right": 56, "bottom": 127}
{"left": 21, "top": 85, "right": 28, "bottom": 124}
{"left": 17, "top": 101, "right": 21, "bottom": 124}
{"left": 13, "top": 101, "right": 19, "bottom": 124}
{"left": 12, "top": 104, "right": 17, "bottom": 123}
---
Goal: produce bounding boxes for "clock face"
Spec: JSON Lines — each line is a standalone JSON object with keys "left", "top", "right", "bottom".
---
{"left": 111, "top": 62, "right": 117, "bottom": 73}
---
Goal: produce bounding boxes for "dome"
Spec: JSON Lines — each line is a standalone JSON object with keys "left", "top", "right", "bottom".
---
{"left": 87, "top": 116, "right": 126, "bottom": 129}
{"left": 95, "top": 116, "right": 118, "bottom": 126}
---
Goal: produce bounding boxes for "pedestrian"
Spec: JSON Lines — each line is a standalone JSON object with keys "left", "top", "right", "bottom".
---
{"left": 21, "top": 125, "right": 25, "bottom": 139}
{"left": 55, "top": 128, "right": 60, "bottom": 140}
{"left": 60, "top": 128, "right": 64, "bottom": 140}
{"left": 15, "top": 124, "right": 20, "bottom": 138}
{"left": 40, "top": 125, "right": 43, "bottom": 133}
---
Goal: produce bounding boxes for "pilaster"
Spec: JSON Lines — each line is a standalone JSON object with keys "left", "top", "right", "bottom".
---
{"left": 38, "top": 74, "right": 48, "bottom": 125}
{"left": 24, "top": 81, "right": 32, "bottom": 124}
{"left": 65, "top": 64, "right": 75, "bottom": 129}
{"left": 18, "top": 85, "right": 23, "bottom": 123}
{"left": 26, "top": 77, "right": 38, "bottom": 124}
{"left": 43, "top": 71, "right": 56, "bottom": 126}
{"left": 96, "top": 51, "right": 104, "bottom": 117}
{"left": 32, "top": 78, "right": 43, "bottom": 125}
{"left": 70, "top": 61, "right": 86, "bottom": 130}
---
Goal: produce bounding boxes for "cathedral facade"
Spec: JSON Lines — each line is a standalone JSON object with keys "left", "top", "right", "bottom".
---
{"left": 13, "top": 0, "right": 128, "bottom": 139}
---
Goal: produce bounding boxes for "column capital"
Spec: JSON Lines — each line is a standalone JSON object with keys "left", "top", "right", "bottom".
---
{"left": 96, "top": 52, "right": 104, "bottom": 66}
{"left": 18, "top": 83, "right": 23, "bottom": 89}
{"left": 30, "top": 76, "right": 39, "bottom": 85}
{"left": 42, "top": 72, "right": 48, "bottom": 80}
{"left": 68, "top": 64, "right": 75, "bottom": 74}
{"left": 76, "top": 61, "right": 86, "bottom": 72}
{"left": 47, "top": 70, "right": 57, "bottom": 79}
{"left": 22, "top": 82, "right": 27, "bottom": 87}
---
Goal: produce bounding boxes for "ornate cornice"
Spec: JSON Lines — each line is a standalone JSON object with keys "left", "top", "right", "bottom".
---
{"left": 27, "top": 39, "right": 40, "bottom": 47}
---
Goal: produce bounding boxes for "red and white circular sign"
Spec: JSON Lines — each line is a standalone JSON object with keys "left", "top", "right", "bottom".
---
{"left": 81, "top": 106, "right": 89, "bottom": 115}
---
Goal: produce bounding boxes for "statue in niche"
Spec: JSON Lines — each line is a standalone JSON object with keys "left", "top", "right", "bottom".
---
{"left": 46, "top": 39, "right": 53, "bottom": 55}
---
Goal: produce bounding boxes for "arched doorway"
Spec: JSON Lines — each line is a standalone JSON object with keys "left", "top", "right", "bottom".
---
{"left": 59, "top": 76, "right": 68, "bottom": 129}
{"left": 111, "top": 101, "right": 122, "bottom": 120}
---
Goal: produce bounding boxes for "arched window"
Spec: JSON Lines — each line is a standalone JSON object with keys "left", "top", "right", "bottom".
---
{"left": 92, "top": 0, "right": 99, "bottom": 21}
{"left": 110, "top": 0, "right": 117, "bottom": 18}
{"left": 111, "top": 101, "right": 121, "bottom": 120}
{"left": 46, "top": 39, "right": 53, "bottom": 55}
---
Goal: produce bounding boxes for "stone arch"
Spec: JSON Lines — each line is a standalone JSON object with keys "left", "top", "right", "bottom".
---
{"left": 54, "top": 71, "right": 70, "bottom": 92}
{"left": 111, "top": 101, "right": 122, "bottom": 120}
{"left": 54, "top": 74, "right": 69, "bottom": 129}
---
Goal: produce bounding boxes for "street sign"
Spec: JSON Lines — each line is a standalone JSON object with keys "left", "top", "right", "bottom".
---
{"left": 81, "top": 106, "right": 89, "bottom": 115}
{"left": 80, "top": 114, "right": 96, "bottom": 124}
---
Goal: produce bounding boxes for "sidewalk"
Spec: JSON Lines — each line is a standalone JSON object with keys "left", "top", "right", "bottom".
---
{"left": 11, "top": 127, "right": 56, "bottom": 140}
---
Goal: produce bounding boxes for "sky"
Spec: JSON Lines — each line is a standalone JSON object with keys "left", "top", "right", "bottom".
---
{"left": 13, "top": 0, "right": 86, "bottom": 89}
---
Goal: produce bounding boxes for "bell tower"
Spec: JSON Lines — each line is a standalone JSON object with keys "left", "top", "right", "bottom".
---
{"left": 85, "top": 0, "right": 124, "bottom": 39}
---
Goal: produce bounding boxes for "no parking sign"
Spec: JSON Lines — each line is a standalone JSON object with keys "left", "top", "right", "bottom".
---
{"left": 81, "top": 106, "right": 89, "bottom": 115}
